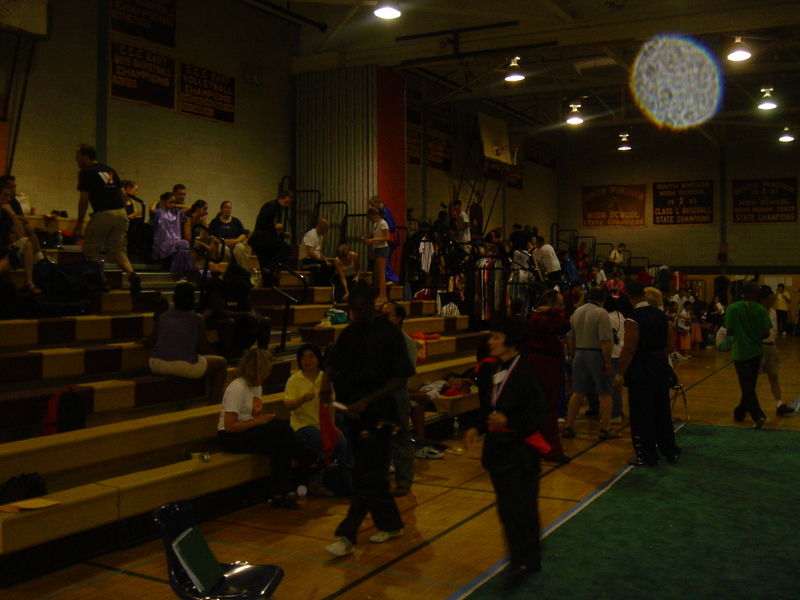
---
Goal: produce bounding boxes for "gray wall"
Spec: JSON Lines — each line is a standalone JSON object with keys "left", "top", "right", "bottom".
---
{"left": 9, "top": 0, "right": 299, "bottom": 230}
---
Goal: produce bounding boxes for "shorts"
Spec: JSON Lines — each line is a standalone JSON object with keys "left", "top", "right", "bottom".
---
{"left": 83, "top": 208, "right": 129, "bottom": 262}
{"left": 149, "top": 355, "right": 208, "bottom": 379}
{"left": 373, "top": 245, "right": 390, "bottom": 259}
{"left": 571, "top": 349, "right": 613, "bottom": 395}
{"left": 760, "top": 345, "right": 780, "bottom": 375}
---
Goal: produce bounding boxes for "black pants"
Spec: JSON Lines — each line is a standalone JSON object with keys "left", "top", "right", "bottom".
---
{"left": 546, "top": 270, "right": 563, "bottom": 282}
{"left": 776, "top": 310, "right": 788, "bottom": 335}
{"left": 335, "top": 420, "right": 403, "bottom": 544}
{"left": 253, "top": 235, "right": 291, "bottom": 273}
{"left": 218, "top": 419, "right": 317, "bottom": 497}
{"left": 299, "top": 257, "right": 335, "bottom": 285}
{"left": 733, "top": 356, "right": 766, "bottom": 422}
{"left": 490, "top": 467, "right": 541, "bottom": 570}
{"left": 628, "top": 383, "right": 680, "bottom": 463}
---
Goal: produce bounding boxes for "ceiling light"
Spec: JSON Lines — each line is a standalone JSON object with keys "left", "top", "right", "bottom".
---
{"left": 505, "top": 57, "right": 525, "bottom": 82}
{"left": 779, "top": 127, "right": 795, "bottom": 143}
{"left": 566, "top": 103, "right": 584, "bottom": 125}
{"left": 727, "top": 36, "right": 751, "bottom": 62}
{"left": 758, "top": 88, "right": 777, "bottom": 110}
{"left": 618, "top": 133, "right": 631, "bottom": 151}
{"left": 374, "top": 0, "right": 401, "bottom": 19}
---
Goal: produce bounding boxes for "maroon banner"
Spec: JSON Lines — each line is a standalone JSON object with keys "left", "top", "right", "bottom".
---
{"left": 652, "top": 180, "right": 714, "bottom": 225}
{"left": 582, "top": 184, "right": 647, "bottom": 227}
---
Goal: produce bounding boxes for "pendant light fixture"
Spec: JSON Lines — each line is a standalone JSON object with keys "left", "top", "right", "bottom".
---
{"left": 727, "top": 36, "right": 752, "bottom": 62}
{"left": 566, "top": 103, "right": 584, "bottom": 125}
{"left": 779, "top": 127, "right": 795, "bottom": 143}
{"left": 758, "top": 87, "right": 777, "bottom": 110}
{"left": 618, "top": 133, "right": 631, "bottom": 151}
{"left": 374, "top": 0, "right": 401, "bottom": 19}
{"left": 505, "top": 57, "right": 525, "bottom": 82}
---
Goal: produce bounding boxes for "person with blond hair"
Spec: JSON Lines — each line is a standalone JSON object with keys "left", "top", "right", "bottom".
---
{"left": 332, "top": 243, "right": 360, "bottom": 303}
{"left": 217, "top": 347, "right": 320, "bottom": 509}
{"left": 644, "top": 286, "right": 663, "bottom": 309}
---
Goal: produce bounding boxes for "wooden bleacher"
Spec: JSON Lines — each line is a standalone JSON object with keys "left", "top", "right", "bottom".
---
{"left": 0, "top": 246, "right": 486, "bottom": 576}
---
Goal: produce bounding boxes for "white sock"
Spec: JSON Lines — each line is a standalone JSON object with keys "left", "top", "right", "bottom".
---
{"left": 776, "top": 400, "right": 785, "bottom": 407}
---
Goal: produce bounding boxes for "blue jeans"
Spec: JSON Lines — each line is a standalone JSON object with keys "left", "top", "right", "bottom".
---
{"left": 295, "top": 425, "right": 349, "bottom": 482}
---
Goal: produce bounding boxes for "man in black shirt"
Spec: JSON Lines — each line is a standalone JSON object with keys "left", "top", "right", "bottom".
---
{"left": 320, "top": 280, "right": 415, "bottom": 556}
{"left": 74, "top": 144, "right": 140, "bottom": 292}
{"left": 248, "top": 190, "right": 293, "bottom": 286}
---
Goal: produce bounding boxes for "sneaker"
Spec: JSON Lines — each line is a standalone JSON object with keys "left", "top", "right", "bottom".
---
{"left": 393, "top": 486, "right": 411, "bottom": 497}
{"left": 610, "top": 416, "right": 623, "bottom": 424}
{"left": 271, "top": 496, "right": 301, "bottom": 510}
{"left": 369, "top": 529, "right": 403, "bottom": 543}
{"left": 733, "top": 407, "right": 746, "bottom": 423}
{"left": 389, "top": 461, "right": 396, "bottom": 473}
{"left": 557, "top": 417, "right": 566, "bottom": 424}
{"left": 753, "top": 416, "right": 766, "bottom": 430}
{"left": 776, "top": 403, "right": 795, "bottom": 416}
{"left": 326, "top": 537, "right": 354, "bottom": 557}
{"left": 415, "top": 446, "right": 444, "bottom": 459}
{"left": 308, "top": 481, "right": 335, "bottom": 497}
{"left": 599, "top": 428, "right": 622, "bottom": 440}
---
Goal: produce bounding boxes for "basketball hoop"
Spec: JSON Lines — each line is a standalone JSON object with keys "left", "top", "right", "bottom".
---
{"left": 492, "top": 144, "right": 520, "bottom": 166}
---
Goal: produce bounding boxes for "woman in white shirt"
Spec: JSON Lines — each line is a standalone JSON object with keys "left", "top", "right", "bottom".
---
{"left": 606, "top": 296, "right": 626, "bottom": 423}
{"left": 217, "top": 348, "right": 320, "bottom": 509}
{"left": 284, "top": 344, "right": 348, "bottom": 497}
{"left": 364, "top": 207, "right": 390, "bottom": 303}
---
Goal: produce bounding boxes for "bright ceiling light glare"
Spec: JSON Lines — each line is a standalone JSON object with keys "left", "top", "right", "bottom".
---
{"left": 618, "top": 133, "right": 631, "bottom": 151}
{"left": 779, "top": 127, "right": 795, "bottom": 143}
{"left": 727, "top": 36, "right": 752, "bottom": 62}
{"left": 505, "top": 57, "right": 525, "bottom": 82}
{"left": 758, "top": 88, "right": 777, "bottom": 110}
{"left": 374, "top": 0, "right": 401, "bottom": 19}
{"left": 631, "top": 34, "right": 722, "bottom": 130}
{"left": 566, "top": 103, "right": 584, "bottom": 125}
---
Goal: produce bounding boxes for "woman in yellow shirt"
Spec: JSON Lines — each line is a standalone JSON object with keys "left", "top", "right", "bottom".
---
{"left": 284, "top": 344, "right": 349, "bottom": 496}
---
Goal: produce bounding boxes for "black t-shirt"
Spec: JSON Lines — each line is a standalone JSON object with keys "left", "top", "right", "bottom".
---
{"left": 77, "top": 163, "right": 123, "bottom": 212}
{"left": 209, "top": 216, "right": 246, "bottom": 240}
{"left": 508, "top": 230, "right": 530, "bottom": 252}
{"left": 9, "top": 197, "right": 23, "bottom": 217}
{"left": 327, "top": 311, "right": 415, "bottom": 424}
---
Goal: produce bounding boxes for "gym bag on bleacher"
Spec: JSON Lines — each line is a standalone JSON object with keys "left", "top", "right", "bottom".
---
{"left": 42, "top": 386, "right": 86, "bottom": 435}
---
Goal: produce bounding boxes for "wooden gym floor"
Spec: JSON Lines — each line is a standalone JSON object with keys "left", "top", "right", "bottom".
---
{"left": 6, "top": 336, "right": 800, "bottom": 600}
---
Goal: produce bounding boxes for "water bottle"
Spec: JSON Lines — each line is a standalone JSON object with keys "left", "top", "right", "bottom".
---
{"left": 251, "top": 269, "right": 261, "bottom": 288}
{"left": 55, "top": 231, "right": 63, "bottom": 247}
{"left": 453, "top": 416, "right": 460, "bottom": 440}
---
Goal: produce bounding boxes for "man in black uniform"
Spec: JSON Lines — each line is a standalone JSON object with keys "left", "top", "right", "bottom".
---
{"left": 320, "top": 280, "right": 415, "bottom": 556}
{"left": 614, "top": 280, "right": 680, "bottom": 466}
{"left": 74, "top": 144, "right": 140, "bottom": 292}
{"left": 248, "top": 189, "right": 293, "bottom": 286}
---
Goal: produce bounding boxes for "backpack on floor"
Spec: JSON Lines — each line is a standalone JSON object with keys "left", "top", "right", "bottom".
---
{"left": 0, "top": 472, "right": 47, "bottom": 504}
{"left": 42, "top": 386, "right": 86, "bottom": 435}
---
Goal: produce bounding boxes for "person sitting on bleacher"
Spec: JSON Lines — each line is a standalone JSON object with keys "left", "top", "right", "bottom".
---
{"left": 283, "top": 343, "right": 347, "bottom": 498}
{"left": 184, "top": 199, "right": 217, "bottom": 262}
{"left": 0, "top": 179, "right": 38, "bottom": 295}
{"left": 208, "top": 201, "right": 249, "bottom": 267}
{"left": 332, "top": 244, "right": 360, "bottom": 303}
{"left": 218, "top": 347, "right": 322, "bottom": 510}
{"left": 152, "top": 192, "right": 195, "bottom": 279}
{"left": 300, "top": 218, "right": 335, "bottom": 284}
{"left": 143, "top": 282, "right": 228, "bottom": 404}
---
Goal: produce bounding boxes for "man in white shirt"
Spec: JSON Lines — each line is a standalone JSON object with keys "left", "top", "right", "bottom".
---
{"left": 452, "top": 199, "right": 471, "bottom": 249}
{"left": 301, "top": 218, "right": 334, "bottom": 283}
{"left": 533, "top": 236, "right": 562, "bottom": 282}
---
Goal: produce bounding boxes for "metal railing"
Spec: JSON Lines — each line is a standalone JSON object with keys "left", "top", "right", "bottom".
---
{"left": 271, "top": 263, "right": 309, "bottom": 352}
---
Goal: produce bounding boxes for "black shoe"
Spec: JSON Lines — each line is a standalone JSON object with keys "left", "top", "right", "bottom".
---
{"left": 503, "top": 566, "right": 532, "bottom": 594}
{"left": 753, "top": 416, "right": 766, "bottom": 430}
{"left": 628, "top": 458, "right": 658, "bottom": 467}
{"left": 546, "top": 454, "right": 572, "bottom": 464}
{"left": 271, "top": 496, "right": 301, "bottom": 510}
{"left": 777, "top": 404, "right": 795, "bottom": 416}
{"left": 733, "top": 407, "right": 746, "bottom": 422}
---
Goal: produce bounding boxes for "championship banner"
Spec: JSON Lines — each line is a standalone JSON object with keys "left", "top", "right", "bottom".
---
{"left": 179, "top": 62, "right": 235, "bottom": 124}
{"left": 110, "top": 41, "right": 175, "bottom": 110}
{"left": 524, "top": 136, "right": 540, "bottom": 163}
{"left": 427, "top": 134, "right": 452, "bottom": 173}
{"left": 652, "top": 180, "right": 714, "bottom": 225}
{"left": 732, "top": 178, "right": 798, "bottom": 223}
{"left": 582, "top": 184, "right": 647, "bottom": 228}
{"left": 428, "top": 103, "right": 452, "bottom": 135}
{"left": 406, "top": 128, "right": 421, "bottom": 166}
{"left": 110, "top": 0, "right": 177, "bottom": 48}
{"left": 507, "top": 162, "right": 523, "bottom": 190}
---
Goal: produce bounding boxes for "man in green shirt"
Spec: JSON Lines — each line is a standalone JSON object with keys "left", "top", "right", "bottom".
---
{"left": 724, "top": 281, "right": 772, "bottom": 428}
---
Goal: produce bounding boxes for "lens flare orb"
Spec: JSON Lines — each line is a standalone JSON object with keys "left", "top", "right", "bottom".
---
{"left": 631, "top": 35, "right": 722, "bottom": 129}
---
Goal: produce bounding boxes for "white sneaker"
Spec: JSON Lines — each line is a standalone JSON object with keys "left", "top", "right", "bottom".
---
{"left": 369, "top": 529, "right": 404, "bottom": 543}
{"left": 557, "top": 417, "right": 566, "bottom": 423}
{"left": 611, "top": 416, "right": 623, "bottom": 424}
{"left": 326, "top": 537, "right": 354, "bottom": 556}
{"left": 389, "top": 461, "right": 396, "bottom": 473}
